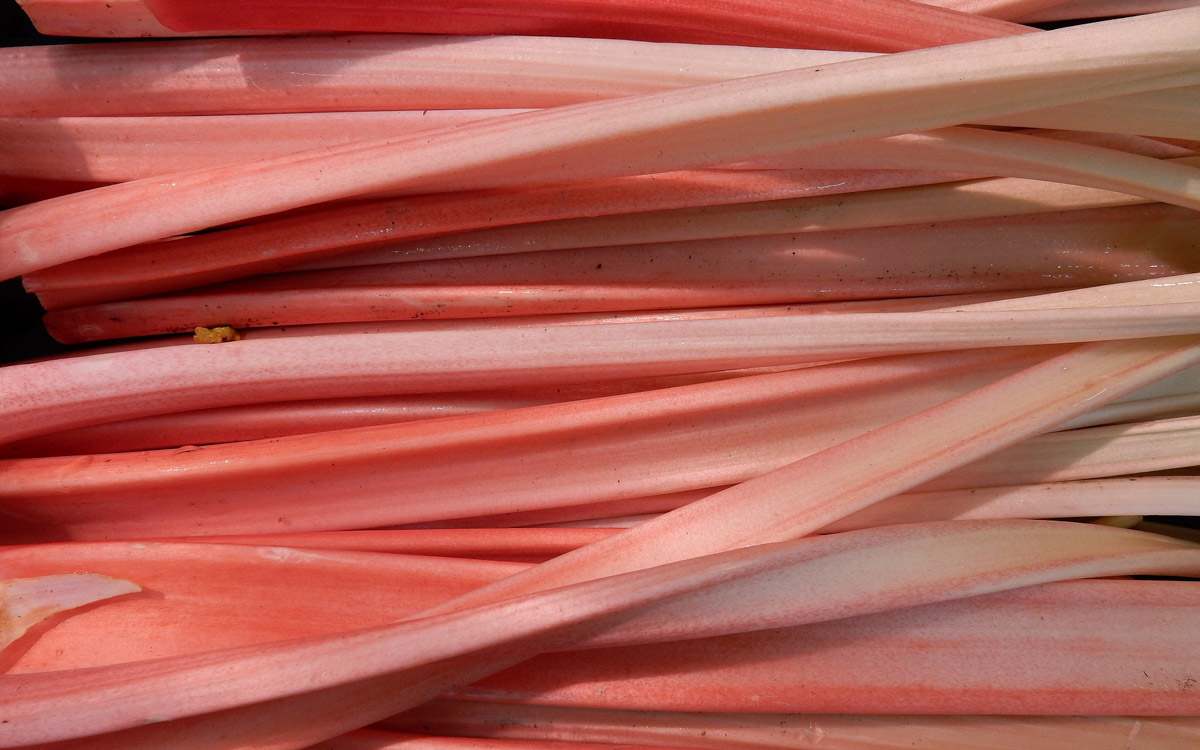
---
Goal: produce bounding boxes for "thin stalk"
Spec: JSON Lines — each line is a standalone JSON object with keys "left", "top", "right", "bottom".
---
{"left": 0, "top": 394, "right": 557, "bottom": 458}
{"left": 921, "top": 0, "right": 1065, "bottom": 18}
{"left": 919, "top": 413, "right": 1200, "bottom": 490}
{"left": 389, "top": 699, "right": 1200, "bottom": 750}
{"left": 293, "top": 166, "right": 1199, "bottom": 273}
{"left": 2, "top": 520, "right": 1198, "bottom": 746}
{"left": 39, "top": 204, "right": 1197, "bottom": 342}
{"left": 825, "top": 476, "right": 1200, "bottom": 532}
{"left": 5, "top": 9, "right": 1200, "bottom": 279}
{"left": 11, "top": 337, "right": 1199, "bottom": 748}
{"left": 0, "top": 347, "right": 1057, "bottom": 539}
{"left": 1018, "top": 0, "right": 1200, "bottom": 22}
{"left": 23, "top": 167, "right": 957, "bottom": 309}
{"left": 141, "top": 0, "right": 1027, "bottom": 50}
{"left": 0, "top": 541, "right": 520, "bottom": 671}
{"left": 6, "top": 304, "right": 1200, "bottom": 444}
{"left": 0, "top": 111, "right": 525, "bottom": 182}
{"left": 423, "top": 336, "right": 1200, "bottom": 611}
{"left": 0, "top": 35, "right": 856, "bottom": 117}
{"left": 455, "top": 579, "right": 1200, "bottom": 714}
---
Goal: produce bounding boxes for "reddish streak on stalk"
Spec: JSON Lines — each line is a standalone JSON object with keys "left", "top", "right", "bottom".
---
{"left": 3, "top": 520, "right": 1200, "bottom": 748}
{"left": 393, "top": 489, "right": 721, "bottom": 531}
{"left": 8, "top": 552, "right": 1197, "bottom": 718}
{"left": 456, "top": 579, "right": 1200, "bottom": 715}
{"left": 39, "top": 205, "right": 1200, "bottom": 342}
{"left": 140, "top": 529, "right": 617, "bottom": 563}
{"left": 0, "top": 346, "right": 1058, "bottom": 540}
{"left": 0, "top": 542, "right": 520, "bottom": 672}
{"left": 424, "top": 336, "right": 1200, "bottom": 613}
{"left": 1, "top": 33, "right": 1193, "bottom": 135}
{"left": 23, "top": 111, "right": 1178, "bottom": 187}
{"left": 7, "top": 300, "right": 1200, "bottom": 445}
{"left": 289, "top": 185, "right": 1196, "bottom": 275}
{"left": 318, "top": 729, "right": 691, "bottom": 750}
{"left": 0, "top": 35, "right": 854, "bottom": 118}
{"left": 9, "top": 337, "right": 1199, "bottom": 748}
{"left": 0, "top": 111, "right": 526, "bottom": 182}
{"left": 12, "top": 354, "right": 1200, "bottom": 541}
{"left": 14, "top": 0, "right": 235, "bottom": 37}
{"left": 142, "top": 0, "right": 1028, "bottom": 50}
{"left": 0, "top": 394, "right": 555, "bottom": 458}
{"left": 23, "top": 168, "right": 947, "bottom": 308}
{"left": 4, "top": 9, "right": 1199, "bottom": 279}
{"left": 387, "top": 699, "right": 1200, "bottom": 750}
{"left": 122, "top": 473, "right": 1200, "bottom": 548}
{"left": 461, "top": 472, "right": 1200, "bottom": 532}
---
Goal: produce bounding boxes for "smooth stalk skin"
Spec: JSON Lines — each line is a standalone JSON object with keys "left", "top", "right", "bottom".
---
{"left": 388, "top": 700, "right": 1200, "bottom": 750}
{"left": 923, "top": 0, "right": 1065, "bottom": 18}
{"left": 0, "top": 394, "right": 557, "bottom": 458}
{"left": 393, "top": 489, "right": 722, "bottom": 531}
{"left": 825, "top": 476, "right": 1200, "bottom": 532}
{"left": 287, "top": 178, "right": 1199, "bottom": 275}
{"left": 39, "top": 205, "right": 1200, "bottom": 341}
{"left": 12, "top": 351, "right": 1200, "bottom": 541}
{"left": 779, "top": 128, "right": 1200, "bottom": 211}
{"left": 5, "top": 10, "right": 1200, "bottom": 279}
{"left": 21, "top": 538, "right": 1195, "bottom": 717}
{"left": 141, "top": 0, "right": 1028, "bottom": 50}
{"left": 0, "top": 542, "right": 522, "bottom": 671}
{"left": 917, "top": 414, "right": 1200, "bottom": 490}
{"left": 8, "top": 338, "right": 1198, "bottom": 746}
{"left": 0, "top": 35, "right": 862, "bottom": 118}
{"left": 23, "top": 168, "right": 955, "bottom": 308}
{"left": 1019, "top": 0, "right": 1200, "bottom": 23}
{"left": 21, "top": 110, "right": 1184, "bottom": 185}
{"left": 391, "top": 472, "right": 1200, "bottom": 531}
{"left": 0, "top": 574, "right": 140, "bottom": 651}
{"left": 456, "top": 579, "right": 1200, "bottom": 714}
{"left": 988, "top": 85, "right": 1200, "bottom": 140}
{"left": 958, "top": 270, "right": 1200, "bottom": 312}
{"left": 421, "top": 336, "right": 1200, "bottom": 612}
{"left": 0, "top": 111, "right": 526, "bottom": 182}
{"left": 2, "top": 520, "right": 1199, "bottom": 747}
{"left": 0, "top": 347, "right": 1059, "bottom": 540}
{"left": 33, "top": 139, "right": 1185, "bottom": 303}
{"left": 16, "top": 0, "right": 198, "bottom": 37}
{"left": 138, "top": 529, "right": 617, "bottom": 563}
{"left": 533, "top": 473, "right": 1200, "bottom": 532}
{"left": 1, "top": 32, "right": 1194, "bottom": 133}
{"left": 6, "top": 302, "right": 1200, "bottom": 445}
{"left": 314, "top": 730, "right": 700, "bottom": 750}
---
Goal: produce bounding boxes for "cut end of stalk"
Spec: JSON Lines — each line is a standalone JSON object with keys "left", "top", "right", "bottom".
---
{"left": 0, "top": 573, "right": 142, "bottom": 652}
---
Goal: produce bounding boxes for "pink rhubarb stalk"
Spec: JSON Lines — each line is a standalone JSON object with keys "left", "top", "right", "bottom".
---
{"left": 4, "top": 10, "right": 1200, "bottom": 279}
{"left": 2, "top": 520, "right": 1198, "bottom": 746}
{"left": 140, "top": 0, "right": 1028, "bottom": 50}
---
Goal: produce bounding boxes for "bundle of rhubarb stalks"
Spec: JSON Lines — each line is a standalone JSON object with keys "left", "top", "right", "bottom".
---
{"left": 4, "top": 0, "right": 1200, "bottom": 747}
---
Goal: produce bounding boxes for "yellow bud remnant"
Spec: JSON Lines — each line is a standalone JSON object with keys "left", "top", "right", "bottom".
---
{"left": 193, "top": 326, "right": 242, "bottom": 344}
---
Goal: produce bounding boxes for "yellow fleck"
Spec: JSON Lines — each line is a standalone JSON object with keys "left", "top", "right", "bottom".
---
{"left": 193, "top": 326, "right": 242, "bottom": 344}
